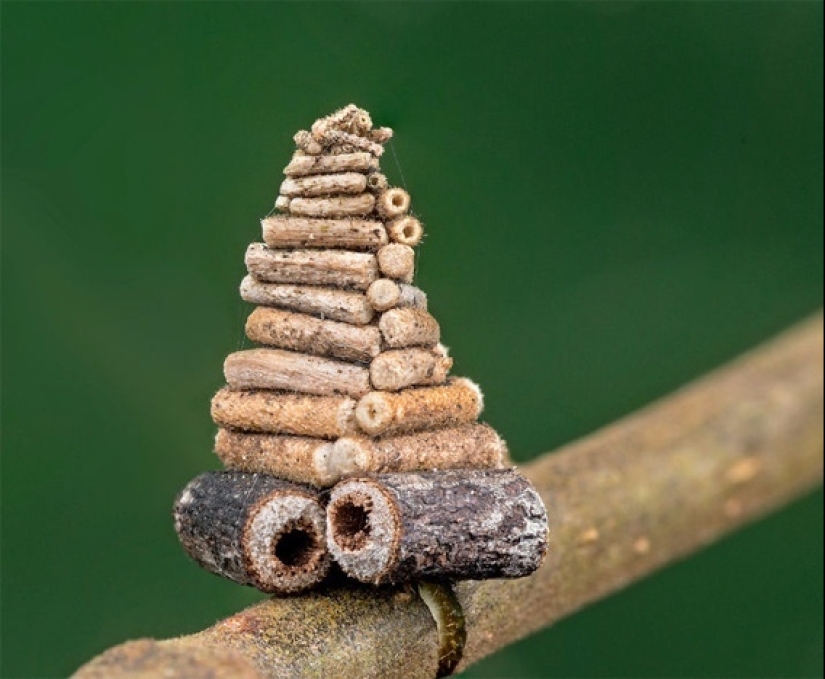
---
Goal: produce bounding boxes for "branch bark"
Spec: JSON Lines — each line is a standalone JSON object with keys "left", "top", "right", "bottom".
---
{"left": 74, "top": 313, "right": 824, "bottom": 679}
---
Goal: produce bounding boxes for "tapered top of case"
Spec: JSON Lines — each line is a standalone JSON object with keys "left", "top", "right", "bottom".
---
{"left": 293, "top": 104, "right": 393, "bottom": 157}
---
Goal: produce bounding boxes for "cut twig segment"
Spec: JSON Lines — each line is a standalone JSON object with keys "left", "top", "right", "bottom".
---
{"left": 245, "top": 307, "right": 381, "bottom": 363}
{"left": 379, "top": 307, "right": 440, "bottom": 349}
{"left": 173, "top": 471, "right": 330, "bottom": 594}
{"left": 365, "top": 173, "right": 389, "bottom": 193}
{"left": 331, "top": 423, "right": 504, "bottom": 481}
{"left": 279, "top": 173, "right": 367, "bottom": 198}
{"left": 377, "top": 188, "right": 411, "bottom": 219}
{"left": 210, "top": 387, "right": 357, "bottom": 438}
{"left": 326, "top": 469, "right": 548, "bottom": 585}
{"left": 354, "top": 378, "right": 483, "bottom": 437}
{"left": 214, "top": 430, "right": 338, "bottom": 488}
{"left": 367, "top": 279, "right": 428, "bottom": 312}
{"left": 283, "top": 152, "right": 378, "bottom": 177}
{"left": 261, "top": 216, "right": 388, "bottom": 251}
{"left": 377, "top": 244, "right": 415, "bottom": 283}
{"left": 293, "top": 131, "right": 323, "bottom": 155}
{"left": 245, "top": 243, "right": 378, "bottom": 291}
{"left": 387, "top": 216, "right": 424, "bottom": 246}
{"left": 370, "top": 347, "right": 452, "bottom": 391}
{"left": 240, "top": 276, "right": 375, "bottom": 325}
{"left": 286, "top": 194, "right": 376, "bottom": 218}
{"left": 224, "top": 348, "right": 371, "bottom": 398}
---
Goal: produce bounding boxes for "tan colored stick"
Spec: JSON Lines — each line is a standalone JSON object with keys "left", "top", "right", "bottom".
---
{"left": 210, "top": 388, "right": 357, "bottom": 439}
{"left": 354, "top": 378, "right": 483, "bottom": 436}
{"left": 370, "top": 347, "right": 452, "bottom": 391}
{"left": 283, "top": 152, "right": 378, "bottom": 177}
{"left": 379, "top": 307, "right": 440, "bottom": 349}
{"left": 365, "top": 173, "right": 389, "bottom": 193}
{"left": 279, "top": 173, "right": 367, "bottom": 198}
{"left": 366, "top": 279, "right": 428, "bottom": 312}
{"left": 293, "top": 130, "right": 323, "bottom": 155}
{"left": 215, "top": 430, "right": 339, "bottom": 488}
{"left": 284, "top": 194, "right": 376, "bottom": 218}
{"left": 224, "top": 349, "right": 370, "bottom": 398}
{"left": 330, "top": 423, "right": 505, "bottom": 482}
{"left": 376, "top": 188, "right": 411, "bottom": 219}
{"left": 387, "top": 216, "right": 424, "bottom": 246}
{"left": 377, "top": 244, "right": 415, "bottom": 283}
{"left": 245, "top": 307, "right": 381, "bottom": 363}
{"left": 245, "top": 244, "right": 378, "bottom": 291}
{"left": 240, "top": 276, "right": 375, "bottom": 325}
{"left": 261, "top": 216, "right": 388, "bottom": 251}
{"left": 73, "top": 313, "right": 825, "bottom": 679}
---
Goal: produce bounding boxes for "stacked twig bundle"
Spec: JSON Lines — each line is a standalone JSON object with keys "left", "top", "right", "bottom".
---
{"left": 174, "top": 105, "right": 548, "bottom": 593}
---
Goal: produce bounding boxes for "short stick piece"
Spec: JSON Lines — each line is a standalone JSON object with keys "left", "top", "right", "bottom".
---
{"left": 262, "top": 216, "right": 388, "bottom": 251}
{"left": 331, "top": 423, "right": 504, "bottom": 482}
{"left": 211, "top": 387, "right": 356, "bottom": 439}
{"left": 246, "top": 307, "right": 381, "bottom": 363}
{"left": 225, "top": 348, "right": 370, "bottom": 398}
{"left": 279, "top": 173, "right": 367, "bottom": 198}
{"left": 283, "top": 152, "right": 378, "bottom": 177}
{"left": 387, "top": 216, "right": 424, "bottom": 246}
{"left": 245, "top": 244, "right": 378, "bottom": 291}
{"left": 367, "top": 279, "right": 428, "bottom": 312}
{"left": 288, "top": 194, "right": 376, "bottom": 218}
{"left": 376, "top": 188, "right": 411, "bottom": 219}
{"left": 379, "top": 307, "right": 440, "bottom": 349}
{"left": 326, "top": 469, "right": 548, "bottom": 584}
{"left": 354, "top": 378, "right": 482, "bottom": 436}
{"left": 174, "top": 471, "right": 330, "bottom": 593}
{"left": 214, "top": 430, "right": 339, "bottom": 488}
{"left": 370, "top": 347, "right": 452, "bottom": 391}
{"left": 240, "top": 276, "right": 374, "bottom": 325}
{"left": 377, "top": 244, "right": 415, "bottom": 283}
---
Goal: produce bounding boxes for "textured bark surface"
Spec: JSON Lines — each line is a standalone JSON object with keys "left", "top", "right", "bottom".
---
{"left": 240, "top": 276, "right": 375, "bottom": 325}
{"left": 331, "top": 423, "right": 505, "bottom": 481}
{"left": 378, "top": 307, "right": 441, "bottom": 349}
{"left": 386, "top": 216, "right": 424, "bottom": 246}
{"left": 354, "top": 379, "right": 483, "bottom": 437}
{"left": 376, "top": 243, "right": 415, "bottom": 283}
{"left": 74, "top": 313, "right": 824, "bottom": 679}
{"left": 245, "top": 244, "right": 378, "bottom": 291}
{"left": 261, "top": 216, "right": 387, "bottom": 251}
{"left": 366, "top": 279, "right": 428, "bottom": 312}
{"left": 173, "top": 471, "right": 330, "bottom": 594}
{"left": 326, "top": 470, "right": 548, "bottom": 584}
{"left": 215, "top": 429, "right": 341, "bottom": 488}
{"left": 211, "top": 388, "right": 357, "bottom": 438}
{"left": 370, "top": 347, "right": 451, "bottom": 391}
{"left": 214, "top": 429, "right": 336, "bottom": 487}
{"left": 279, "top": 172, "right": 367, "bottom": 198}
{"left": 376, "top": 188, "right": 411, "bottom": 219}
{"left": 245, "top": 307, "right": 381, "bottom": 363}
{"left": 283, "top": 151, "right": 378, "bottom": 176}
{"left": 287, "top": 194, "right": 376, "bottom": 218}
{"left": 224, "top": 348, "right": 371, "bottom": 398}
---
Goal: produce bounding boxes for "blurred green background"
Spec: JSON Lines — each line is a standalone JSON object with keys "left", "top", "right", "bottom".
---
{"left": 2, "top": 2, "right": 822, "bottom": 677}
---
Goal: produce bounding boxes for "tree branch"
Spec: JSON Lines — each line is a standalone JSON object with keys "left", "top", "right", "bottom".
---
{"left": 74, "top": 313, "right": 824, "bottom": 679}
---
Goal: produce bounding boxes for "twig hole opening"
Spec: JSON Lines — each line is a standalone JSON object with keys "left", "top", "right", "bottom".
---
{"left": 274, "top": 528, "right": 317, "bottom": 568}
{"left": 331, "top": 500, "right": 373, "bottom": 551}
